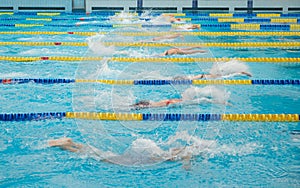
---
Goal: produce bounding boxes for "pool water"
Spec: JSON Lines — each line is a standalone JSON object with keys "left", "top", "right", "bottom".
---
{"left": 0, "top": 12, "right": 299, "bottom": 187}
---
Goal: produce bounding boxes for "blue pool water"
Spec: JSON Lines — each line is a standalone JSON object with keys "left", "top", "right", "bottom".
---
{"left": 0, "top": 12, "right": 300, "bottom": 187}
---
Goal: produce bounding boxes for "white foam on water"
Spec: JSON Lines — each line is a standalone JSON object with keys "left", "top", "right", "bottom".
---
{"left": 75, "top": 20, "right": 102, "bottom": 26}
{"left": 0, "top": 72, "right": 29, "bottom": 78}
{"left": 210, "top": 59, "right": 250, "bottom": 77}
{"left": 95, "top": 90, "right": 135, "bottom": 111}
{"left": 76, "top": 128, "right": 261, "bottom": 167}
{"left": 181, "top": 86, "right": 230, "bottom": 104}
{"left": 87, "top": 34, "right": 117, "bottom": 56}
{"left": 19, "top": 48, "right": 71, "bottom": 55}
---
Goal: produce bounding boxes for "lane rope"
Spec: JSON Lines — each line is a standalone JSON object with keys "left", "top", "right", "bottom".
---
{"left": 0, "top": 31, "right": 299, "bottom": 37}
{"left": 1, "top": 23, "right": 299, "bottom": 31}
{"left": 0, "top": 56, "right": 299, "bottom": 63}
{"left": 1, "top": 79, "right": 300, "bottom": 85}
{"left": 1, "top": 17, "right": 299, "bottom": 23}
{"left": 1, "top": 12, "right": 300, "bottom": 17}
{"left": 0, "top": 41, "right": 299, "bottom": 48}
{"left": 0, "top": 112, "right": 298, "bottom": 122}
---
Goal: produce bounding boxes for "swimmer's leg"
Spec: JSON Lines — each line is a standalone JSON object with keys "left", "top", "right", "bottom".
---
{"left": 180, "top": 46, "right": 203, "bottom": 50}
{"left": 181, "top": 50, "right": 206, "bottom": 55}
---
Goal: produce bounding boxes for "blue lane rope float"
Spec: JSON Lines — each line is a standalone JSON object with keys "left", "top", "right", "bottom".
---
{"left": 0, "top": 112, "right": 298, "bottom": 122}
{"left": 1, "top": 78, "right": 300, "bottom": 85}
{"left": 0, "top": 112, "right": 66, "bottom": 121}
{"left": 0, "top": 78, "right": 75, "bottom": 84}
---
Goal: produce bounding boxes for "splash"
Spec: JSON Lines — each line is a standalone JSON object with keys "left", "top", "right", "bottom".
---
{"left": 83, "top": 130, "right": 260, "bottom": 166}
{"left": 139, "top": 10, "right": 152, "bottom": 21}
{"left": 0, "top": 72, "right": 29, "bottom": 78}
{"left": 215, "top": 142, "right": 262, "bottom": 157}
{"left": 87, "top": 34, "right": 116, "bottom": 55}
{"left": 109, "top": 11, "right": 138, "bottom": 24}
{"left": 175, "top": 24, "right": 196, "bottom": 31}
{"left": 140, "top": 10, "right": 152, "bottom": 17}
{"left": 19, "top": 48, "right": 72, "bottom": 55}
{"left": 95, "top": 90, "right": 135, "bottom": 111}
{"left": 129, "top": 70, "right": 167, "bottom": 80}
{"left": 149, "top": 15, "right": 171, "bottom": 25}
{"left": 75, "top": 20, "right": 103, "bottom": 26}
{"left": 181, "top": 86, "right": 230, "bottom": 104}
{"left": 0, "top": 47, "right": 9, "bottom": 53}
{"left": 130, "top": 138, "right": 166, "bottom": 157}
{"left": 87, "top": 34, "right": 141, "bottom": 56}
{"left": 95, "top": 58, "right": 122, "bottom": 77}
{"left": 210, "top": 59, "right": 250, "bottom": 77}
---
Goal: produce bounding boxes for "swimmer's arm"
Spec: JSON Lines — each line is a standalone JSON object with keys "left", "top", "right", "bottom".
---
{"left": 61, "top": 145, "right": 81, "bottom": 153}
{"left": 48, "top": 137, "right": 85, "bottom": 152}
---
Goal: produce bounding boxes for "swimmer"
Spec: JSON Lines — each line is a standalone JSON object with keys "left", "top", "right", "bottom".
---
{"left": 173, "top": 59, "right": 252, "bottom": 80}
{"left": 130, "top": 99, "right": 183, "bottom": 110}
{"left": 48, "top": 137, "right": 194, "bottom": 169}
{"left": 185, "top": 24, "right": 200, "bottom": 30}
{"left": 130, "top": 92, "right": 231, "bottom": 110}
{"left": 152, "top": 33, "right": 184, "bottom": 41}
{"left": 173, "top": 71, "right": 252, "bottom": 80}
{"left": 160, "top": 46, "right": 206, "bottom": 56}
{"left": 164, "top": 15, "right": 182, "bottom": 23}
{"left": 175, "top": 24, "right": 200, "bottom": 30}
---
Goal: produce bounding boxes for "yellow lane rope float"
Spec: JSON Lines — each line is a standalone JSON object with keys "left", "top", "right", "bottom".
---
{"left": 36, "top": 12, "right": 61, "bottom": 16}
{"left": 256, "top": 13, "right": 281, "bottom": 18}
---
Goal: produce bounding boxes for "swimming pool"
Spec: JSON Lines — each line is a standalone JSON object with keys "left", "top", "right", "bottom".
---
{"left": 0, "top": 11, "right": 299, "bottom": 187}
